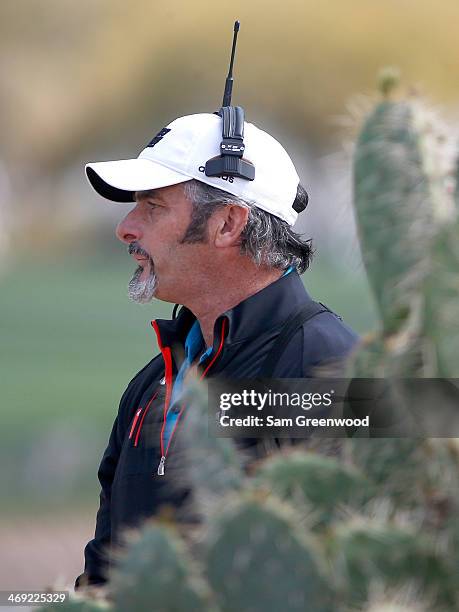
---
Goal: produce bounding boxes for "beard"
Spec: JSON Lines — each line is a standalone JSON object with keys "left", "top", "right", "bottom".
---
{"left": 127, "top": 243, "right": 158, "bottom": 304}
{"left": 128, "top": 264, "right": 157, "bottom": 303}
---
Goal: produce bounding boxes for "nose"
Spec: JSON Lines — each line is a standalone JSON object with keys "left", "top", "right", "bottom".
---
{"left": 116, "top": 204, "right": 143, "bottom": 244}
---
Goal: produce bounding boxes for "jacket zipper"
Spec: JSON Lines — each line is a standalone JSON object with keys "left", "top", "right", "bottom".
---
{"left": 153, "top": 317, "right": 227, "bottom": 476}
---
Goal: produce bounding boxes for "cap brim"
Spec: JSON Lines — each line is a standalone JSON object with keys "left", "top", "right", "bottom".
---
{"left": 85, "top": 158, "right": 191, "bottom": 202}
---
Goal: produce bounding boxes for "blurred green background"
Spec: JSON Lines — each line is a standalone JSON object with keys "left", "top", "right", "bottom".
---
{"left": 1, "top": 0, "right": 458, "bottom": 590}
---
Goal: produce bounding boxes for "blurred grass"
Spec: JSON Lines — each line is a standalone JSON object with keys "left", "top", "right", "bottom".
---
{"left": 0, "top": 249, "right": 377, "bottom": 514}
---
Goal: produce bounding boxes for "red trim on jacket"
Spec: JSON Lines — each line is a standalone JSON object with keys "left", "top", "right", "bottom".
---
{"left": 151, "top": 320, "right": 174, "bottom": 456}
{"left": 128, "top": 408, "right": 142, "bottom": 440}
{"left": 200, "top": 318, "right": 227, "bottom": 379}
{"left": 163, "top": 317, "right": 228, "bottom": 456}
{"left": 133, "top": 391, "right": 159, "bottom": 447}
{"left": 139, "top": 317, "right": 227, "bottom": 458}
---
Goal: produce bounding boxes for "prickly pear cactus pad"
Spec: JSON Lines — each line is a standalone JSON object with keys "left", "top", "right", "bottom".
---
{"left": 168, "top": 378, "right": 245, "bottom": 494}
{"left": 39, "top": 598, "right": 111, "bottom": 612}
{"left": 333, "top": 519, "right": 457, "bottom": 609}
{"left": 109, "top": 523, "right": 211, "bottom": 612}
{"left": 253, "top": 451, "right": 370, "bottom": 523}
{"left": 205, "top": 495, "right": 333, "bottom": 612}
{"left": 346, "top": 439, "right": 425, "bottom": 507}
{"left": 354, "top": 99, "right": 435, "bottom": 335}
{"left": 351, "top": 74, "right": 458, "bottom": 377}
{"left": 422, "top": 220, "right": 459, "bottom": 376}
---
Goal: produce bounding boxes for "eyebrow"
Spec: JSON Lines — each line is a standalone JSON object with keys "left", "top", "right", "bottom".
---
{"left": 134, "top": 189, "right": 166, "bottom": 203}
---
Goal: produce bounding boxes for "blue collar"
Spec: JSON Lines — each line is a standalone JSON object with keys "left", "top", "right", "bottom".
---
{"left": 184, "top": 320, "right": 213, "bottom": 365}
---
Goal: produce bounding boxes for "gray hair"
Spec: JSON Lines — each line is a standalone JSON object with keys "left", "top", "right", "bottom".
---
{"left": 181, "top": 179, "right": 313, "bottom": 273}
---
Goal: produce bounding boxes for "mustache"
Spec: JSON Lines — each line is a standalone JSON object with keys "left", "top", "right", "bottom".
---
{"left": 128, "top": 242, "right": 151, "bottom": 260}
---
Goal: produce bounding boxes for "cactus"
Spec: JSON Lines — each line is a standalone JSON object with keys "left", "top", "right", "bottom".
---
{"left": 109, "top": 522, "right": 213, "bottom": 612}
{"left": 360, "top": 580, "right": 429, "bottom": 612}
{"left": 351, "top": 73, "right": 458, "bottom": 377}
{"left": 204, "top": 494, "right": 333, "bottom": 612}
{"left": 455, "top": 150, "right": 459, "bottom": 206}
{"left": 365, "top": 605, "right": 424, "bottom": 612}
{"left": 39, "top": 598, "right": 110, "bottom": 612}
{"left": 57, "top": 404, "right": 459, "bottom": 612}
{"left": 354, "top": 100, "right": 434, "bottom": 337}
{"left": 346, "top": 439, "right": 425, "bottom": 508}
{"left": 166, "top": 377, "right": 246, "bottom": 522}
{"left": 254, "top": 450, "right": 370, "bottom": 524}
{"left": 332, "top": 519, "right": 457, "bottom": 609}
{"left": 422, "top": 220, "right": 459, "bottom": 376}
{"left": 365, "top": 606, "right": 424, "bottom": 612}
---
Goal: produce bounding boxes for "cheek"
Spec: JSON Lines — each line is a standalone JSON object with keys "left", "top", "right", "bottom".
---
{"left": 147, "top": 217, "right": 186, "bottom": 252}
{"left": 179, "top": 245, "right": 209, "bottom": 273}
{"left": 141, "top": 239, "right": 176, "bottom": 272}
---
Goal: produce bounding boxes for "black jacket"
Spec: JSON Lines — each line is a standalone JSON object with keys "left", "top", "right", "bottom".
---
{"left": 75, "top": 271, "right": 359, "bottom": 589}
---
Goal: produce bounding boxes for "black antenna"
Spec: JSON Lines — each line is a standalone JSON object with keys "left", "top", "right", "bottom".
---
{"left": 205, "top": 19, "right": 255, "bottom": 181}
{"left": 222, "top": 20, "right": 240, "bottom": 107}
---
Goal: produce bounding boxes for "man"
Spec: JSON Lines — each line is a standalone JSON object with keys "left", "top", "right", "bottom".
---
{"left": 75, "top": 112, "right": 359, "bottom": 589}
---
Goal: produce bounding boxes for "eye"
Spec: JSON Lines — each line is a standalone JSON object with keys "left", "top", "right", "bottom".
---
{"left": 146, "top": 201, "right": 161, "bottom": 211}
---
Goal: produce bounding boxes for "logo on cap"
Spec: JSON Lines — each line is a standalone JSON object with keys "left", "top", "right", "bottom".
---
{"left": 146, "top": 128, "right": 171, "bottom": 148}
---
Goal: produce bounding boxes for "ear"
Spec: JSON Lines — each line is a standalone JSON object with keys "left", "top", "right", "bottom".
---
{"left": 211, "top": 204, "right": 249, "bottom": 248}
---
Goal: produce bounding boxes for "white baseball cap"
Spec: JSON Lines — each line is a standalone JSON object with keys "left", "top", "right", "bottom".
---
{"left": 85, "top": 113, "right": 301, "bottom": 226}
